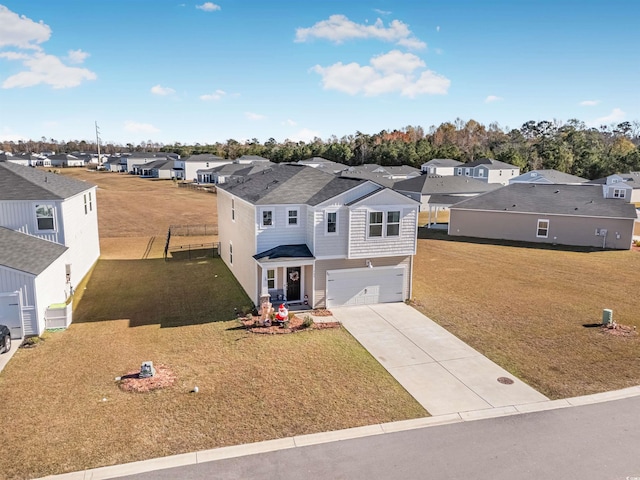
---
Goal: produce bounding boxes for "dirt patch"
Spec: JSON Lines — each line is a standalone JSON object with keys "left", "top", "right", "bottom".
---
{"left": 310, "top": 309, "right": 333, "bottom": 317}
{"left": 600, "top": 323, "right": 638, "bottom": 338}
{"left": 241, "top": 315, "right": 341, "bottom": 334}
{"left": 117, "top": 364, "right": 177, "bottom": 393}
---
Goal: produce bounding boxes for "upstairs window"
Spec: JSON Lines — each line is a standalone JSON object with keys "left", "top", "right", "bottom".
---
{"left": 35, "top": 204, "right": 55, "bottom": 230}
{"left": 386, "top": 211, "right": 400, "bottom": 236}
{"left": 84, "top": 194, "right": 88, "bottom": 214}
{"left": 369, "top": 211, "right": 383, "bottom": 237}
{"left": 287, "top": 208, "right": 299, "bottom": 226}
{"left": 88, "top": 192, "right": 93, "bottom": 212}
{"left": 613, "top": 188, "right": 626, "bottom": 198}
{"left": 536, "top": 219, "right": 549, "bottom": 238}
{"left": 261, "top": 209, "right": 273, "bottom": 228}
{"left": 326, "top": 211, "right": 337, "bottom": 234}
{"left": 229, "top": 242, "right": 233, "bottom": 265}
{"left": 231, "top": 199, "right": 235, "bottom": 221}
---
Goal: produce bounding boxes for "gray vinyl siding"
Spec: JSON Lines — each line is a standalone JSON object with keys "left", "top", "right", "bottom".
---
{"left": 0, "top": 266, "right": 38, "bottom": 336}
{"left": 217, "top": 190, "right": 258, "bottom": 302}
{"left": 0, "top": 199, "right": 64, "bottom": 244}
{"left": 313, "top": 256, "right": 411, "bottom": 308}
{"left": 32, "top": 254, "right": 68, "bottom": 334}
{"left": 348, "top": 207, "right": 417, "bottom": 259}
{"left": 449, "top": 209, "right": 634, "bottom": 249}
{"left": 312, "top": 208, "right": 348, "bottom": 257}
{"left": 255, "top": 204, "right": 308, "bottom": 253}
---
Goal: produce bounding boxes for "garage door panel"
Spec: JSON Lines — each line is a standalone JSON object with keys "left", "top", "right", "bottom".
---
{"left": 326, "top": 267, "right": 405, "bottom": 308}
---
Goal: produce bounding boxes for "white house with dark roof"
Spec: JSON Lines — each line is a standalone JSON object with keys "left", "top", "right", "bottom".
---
{"left": 449, "top": 183, "right": 636, "bottom": 249}
{"left": 420, "top": 158, "right": 463, "bottom": 175}
{"left": 509, "top": 169, "right": 588, "bottom": 185}
{"left": 0, "top": 163, "right": 100, "bottom": 338}
{"left": 588, "top": 172, "right": 640, "bottom": 203}
{"left": 196, "top": 161, "right": 273, "bottom": 184}
{"left": 217, "top": 163, "right": 419, "bottom": 309}
{"left": 173, "top": 154, "right": 231, "bottom": 181}
{"left": 453, "top": 158, "right": 520, "bottom": 185}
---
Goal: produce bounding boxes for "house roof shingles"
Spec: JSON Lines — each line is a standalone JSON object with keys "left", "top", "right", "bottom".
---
{"left": 0, "top": 162, "right": 95, "bottom": 200}
{"left": 394, "top": 174, "right": 500, "bottom": 195}
{"left": 452, "top": 184, "right": 638, "bottom": 219}
{"left": 218, "top": 163, "right": 365, "bottom": 206}
{"left": 0, "top": 227, "right": 67, "bottom": 275}
{"left": 253, "top": 244, "right": 314, "bottom": 262}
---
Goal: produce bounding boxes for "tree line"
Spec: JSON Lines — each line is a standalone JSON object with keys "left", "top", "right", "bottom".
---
{"left": 3, "top": 118, "right": 639, "bottom": 180}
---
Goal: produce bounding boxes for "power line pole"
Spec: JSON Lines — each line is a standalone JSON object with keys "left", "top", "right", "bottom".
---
{"left": 95, "top": 121, "right": 102, "bottom": 166}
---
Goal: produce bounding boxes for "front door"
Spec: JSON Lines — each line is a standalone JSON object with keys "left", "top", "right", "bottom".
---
{"left": 286, "top": 267, "right": 301, "bottom": 302}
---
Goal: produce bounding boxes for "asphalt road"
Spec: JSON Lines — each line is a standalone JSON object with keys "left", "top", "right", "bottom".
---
{"left": 118, "top": 396, "right": 640, "bottom": 480}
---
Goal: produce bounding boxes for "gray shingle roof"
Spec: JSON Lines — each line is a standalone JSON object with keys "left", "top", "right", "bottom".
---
{"left": 0, "top": 162, "right": 95, "bottom": 200}
{"left": 463, "top": 158, "right": 519, "bottom": 170}
{"left": 394, "top": 175, "right": 500, "bottom": 194}
{"left": 0, "top": 227, "right": 67, "bottom": 275}
{"left": 421, "top": 158, "right": 463, "bottom": 167}
{"left": 452, "top": 184, "right": 637, "bottom": 219}
{"left": 218, "top": 163, "right": 365, "bottom": 205}
{"left": 511, "top": 169, "right": 588, "bottom": 184}
{"left": 183, "top": 154, "right": 226, "bottom": 162}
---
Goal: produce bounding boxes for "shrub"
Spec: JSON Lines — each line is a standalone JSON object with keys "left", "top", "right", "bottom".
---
{"left": 302, "top": 315, "right": 314, "bottom": 329}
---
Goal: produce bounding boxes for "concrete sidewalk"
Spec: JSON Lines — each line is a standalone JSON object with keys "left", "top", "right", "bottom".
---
{"left": 330, "top": 303, "right": 548, "bottom": 415}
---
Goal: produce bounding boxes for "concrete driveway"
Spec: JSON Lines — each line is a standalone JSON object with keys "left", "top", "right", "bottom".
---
{"left": 0, "top": 339, "right": 19, "bottom": 373}
{"left": 330, "top": 303, "right": 548, "bottom": 416}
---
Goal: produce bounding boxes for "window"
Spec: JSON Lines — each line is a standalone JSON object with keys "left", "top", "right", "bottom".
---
{"left": 229, "top": 242, "right": 233, "bottom": 264}
{"left": 536, "top": 219, "right": 549, "bottom": 238}
{"left": 326, "top": 211, "right": 337, "bottom": 234}
{"left": 261, "top": 209, "right": 273, "bottom": 227}
{"left": 369, "top": 211, "right": 383, "bottom": 237}
{"left": 386, "top": 211, "right": 400, "bottom": 236}
{"left": 35, "top": 204, "right": 55, "bottom": 230}
{"left": 465, "top": 168, "right": 470, "bottom": 176}
{"left": 287, "top": 208, "right": 299, "bottom": 226}
{"left": 478, "top": 169, "right": 485, "bottom": 177}
{"left": 231, "top": 199, "right": 235, "bottom": 221}
{"left": 84, "top": 194, "right": 88, "bottom": 214}
{"left": 456, "top": 168, "right": 462, "bottom": 175}
{"left": 613, "top": 188, "right": 626, "bottom": 198}
{"left": 88, "top": 192, "right": 92, "bottom": 212}
{"left": 267, "top": 269, "right": 275, "bottom": 289}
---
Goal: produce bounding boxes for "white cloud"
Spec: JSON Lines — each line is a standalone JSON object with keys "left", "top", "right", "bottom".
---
{"left": 124, "top": 121, "right": 160, "bottom": 134}
{"left": 1, "top": 52, "right": 96, "bottom": 89}
{"left": 436, "top": 25, "right": 440, "bottom": 32}
{"left": 295, "top": 14, "right": 426, "bottom": 50}
{"left": 282, "top": 119, "right": 297, "bottom": 126}
{"left": 288, "top": 128, "right": 322, "bottom": 143}
{"left": 591, "top": 108, "right": 626, "bottom": 126}
{"left": 374, "top": 9, "right": 391, "bottom": 15}
{"left": 311, "top": 49, "right": 449, "bottom": 97}
{"left": 196, "top": 2, "right": 221, "bottom": 11}
{"left": 579, "top": 100, "right": 600, "bottom": 107}
{"left": 485, "top": 95, "right": 503, "bottom": 103}
{"left": 245, "top": 112, "right": 266, "bottom": 121}
{"left": 0, "top": 5, "right": 51, "bottom": 49}
{"left": 200, "top": 89, "right": 227, "bottom": 101}
{"left": 0, "top": 130, "right": 27, "bottom": 142}
{"left": 151, "top": 84, "right": 176, "bottom": 96}
{"left": 66, "top": 49, "right": 89, "bottom": 64}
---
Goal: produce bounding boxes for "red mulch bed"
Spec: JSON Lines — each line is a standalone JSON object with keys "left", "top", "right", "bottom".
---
{"left": 241, "top": 315, "right": 340, "bottom": 334}
{"left": 117, "top": 364, "right": 177, "bottom": 393}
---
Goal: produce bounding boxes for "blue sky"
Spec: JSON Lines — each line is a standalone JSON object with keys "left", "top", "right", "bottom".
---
{"left": 0, "top": 1, "right": 638, "bottom": 146}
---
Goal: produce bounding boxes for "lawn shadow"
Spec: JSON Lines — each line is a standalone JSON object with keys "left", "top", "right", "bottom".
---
{"left": 418, "top": 227, "right": 607, "bottom": 253}
{"left": 73, "top": 257, "right": 253, "bottom": 328}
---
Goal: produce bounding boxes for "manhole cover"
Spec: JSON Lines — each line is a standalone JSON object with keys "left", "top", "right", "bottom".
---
{"left": 497, "top": 377, "right": 514, "bottom": 385}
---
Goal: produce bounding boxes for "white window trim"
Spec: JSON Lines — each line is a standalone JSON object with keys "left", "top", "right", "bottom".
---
{"left": 325, "top": 210, "right": 338, "bottom": 235}
{"left": 367, "top": 210, "right": 384, "bottom": 238}
{"left": 267, "top": 268, "right": 276, "bottom": 290}
{"left": 367, "top": 209, "right": 402, "bottom": 239}
{"left": 536, "top": 219, "right": 549, "bottom": 238}
{"left": 456, "top": 167, "right": 462, "bottom": 175}
{"left": 613, "top": 188, "right": 626, "bottom": 198}
{"left": 260, "top": 208, "right": 274, "bottom": 229}
{"left": 34, "top": 203, "right": 57, "bottom": 232}
{"left": 229, "top": 241, "right": 233, "bottom": 265}
{"left": 286, "top": 207, "right": 300, "bottom": 227}
{"left": 478, "top": 169, "right": 485, "bottom": 177}
{"left": 465, "top": 168, "right": 470, "bottom": 176}
{"left": 231, "top": 198, "right": 235, "bottom": 222}
{"left": 386, "top": 210, "right": 401, "bottom": 237}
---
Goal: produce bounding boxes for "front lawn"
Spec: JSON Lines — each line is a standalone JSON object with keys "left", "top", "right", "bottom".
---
{"left": 0, "top": 257, "right": 426, "bottom": 479}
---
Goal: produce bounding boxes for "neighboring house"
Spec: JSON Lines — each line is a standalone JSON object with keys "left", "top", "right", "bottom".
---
{"left": 132, "top": 158, "right": 175, "bottom": 178}
{"left": 173, "top": 154, "right": 231, "bottom": 181}
{"left": 449, "top": 183, "right": 636, "bottom": 249}
{"left": 104, "top": 156, "right": 127, "bottom": 172}
{"left": 2, "top": 153, "right": 51, "bottom": 167}
{"left": 340, "top": 164, "right": 421, "bottom": 187}
{"left": 217, "top": 164, "right": 419, "bottom": 309}
{"left": 453, "top": 158, "right": 520, "bottom": 185}
{"left": 0, "top": 163, "right": 100, "bottom": 338}
{"left": 124, "top": 153, "right": 168, "bottom": 174}
{"left": 47, "top": 154, "right": 84, "bottom": 168}
{"left": 235, "top": 155, "right": 271, "bottom": 164}
{"left": 588, "top": 172, "right": 640, "bottom": 203}
{"left": 420, "top": 158, "right": 463, "bottom": 175}
{"left": 197, "top": 161, "right": 273, "bottom": 184}
{"left": 509, "top": 169, "right": 588, "bottom": 185}
{"left": 297, "top": 157, "right": 348, "bottom": 174}
{"left": 393, "top": 174, "right": 501, "bottom": 225}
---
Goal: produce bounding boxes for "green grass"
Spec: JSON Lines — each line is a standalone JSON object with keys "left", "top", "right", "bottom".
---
{"left": 0, "top": 257, "right": 426, "bottom": 479}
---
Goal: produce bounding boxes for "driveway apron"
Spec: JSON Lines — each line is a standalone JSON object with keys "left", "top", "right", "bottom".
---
{"left": 331, "top": 304, "right": 548, "bottom": 416}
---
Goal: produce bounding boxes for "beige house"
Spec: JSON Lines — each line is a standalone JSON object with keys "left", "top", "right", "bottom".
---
{"left": 449, "top": 183, "right": 636, "bottom": 249}
{"left": 217, "top": 164, "right": 419, "bottom": 308}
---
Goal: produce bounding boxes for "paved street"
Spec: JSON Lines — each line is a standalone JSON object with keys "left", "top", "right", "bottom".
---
{"left": 115, "top": 395, "right": 640, "bottom": 480}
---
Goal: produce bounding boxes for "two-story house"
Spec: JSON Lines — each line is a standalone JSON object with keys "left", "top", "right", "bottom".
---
{"left": 0, "top": 163, "right": 100, "bottom": 338}
{"left": 588, "top": 172, "right": 640, "bottom": 203}
{"left": 217, "top": 164, "right": 419, "bottom": 309}
{"left": 453, "top": 158, "right": 520, "bottom": 185}
{"left": 173, "top": 154, "right": 231, "bottom": 182}
{"left": 509, "top": 169, "right": 588, "bottom": 185}
{"left": 420, "top": 158, "right": 463, "bottom": 175}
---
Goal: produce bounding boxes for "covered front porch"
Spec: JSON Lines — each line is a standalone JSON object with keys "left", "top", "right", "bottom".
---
{"left": 254, "top": 245, "right": 315, "bottom": 308}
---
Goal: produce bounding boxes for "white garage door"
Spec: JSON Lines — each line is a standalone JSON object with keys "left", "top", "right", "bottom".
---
{"left": 326, "top": 267, "right": 405, "bottom": 308}
{"left": 0, "top": 292, "right": 23, "bottom": 339}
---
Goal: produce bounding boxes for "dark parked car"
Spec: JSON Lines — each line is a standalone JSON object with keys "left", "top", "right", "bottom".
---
{"left": 0, "top": 325, "right": 10, "bottom": 354}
